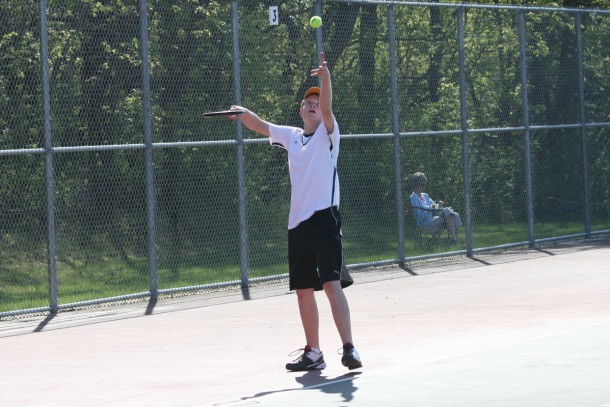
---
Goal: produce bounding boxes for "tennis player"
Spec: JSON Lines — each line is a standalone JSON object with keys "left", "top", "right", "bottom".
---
{"left": 228, "top": 52, "right": 362, "bottom": 371}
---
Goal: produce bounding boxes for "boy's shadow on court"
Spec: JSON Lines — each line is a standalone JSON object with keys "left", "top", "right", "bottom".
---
{"left": 215, "top": 370, "right": 360, "bottom": 406}
{"left": 296, "top": 370, "right": 360, "bottom": 401}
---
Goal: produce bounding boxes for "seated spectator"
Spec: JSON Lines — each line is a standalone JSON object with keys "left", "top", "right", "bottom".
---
{"left": 409, "top": 172, "right": 462, "bottom": 243}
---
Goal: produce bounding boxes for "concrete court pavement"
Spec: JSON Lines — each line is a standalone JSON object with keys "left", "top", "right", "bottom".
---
{"left": 1, "top": 238, "right": 609, "bottom": 407}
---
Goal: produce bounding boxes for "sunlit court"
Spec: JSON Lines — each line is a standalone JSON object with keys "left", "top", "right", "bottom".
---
{"left": 2, "top": 0, "right": 610, "bottom": 405}
{"left": 2, "top": 238, "right": 609, "bottom": 406}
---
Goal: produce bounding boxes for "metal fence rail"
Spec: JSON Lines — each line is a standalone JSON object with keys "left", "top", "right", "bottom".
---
{"left": 1, "top": 0, "right": 609, "bottom": 317}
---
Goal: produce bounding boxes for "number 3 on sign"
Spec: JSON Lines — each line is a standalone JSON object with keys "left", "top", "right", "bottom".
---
{"left": 269, "top": 6, "right": 278, "bottom": 26}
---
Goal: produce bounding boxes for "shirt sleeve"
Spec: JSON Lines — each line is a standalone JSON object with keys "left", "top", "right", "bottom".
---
{"left": 409, "top": 194, "right": 418, "bottom": 208}
{"left": 268, "top": 123, "right": 297, "bottom": 149}
{"left": 327, "top": 118, "right": 340, "bottom": 151}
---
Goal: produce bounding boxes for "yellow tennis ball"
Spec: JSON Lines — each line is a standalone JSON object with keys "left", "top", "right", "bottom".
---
{"left": 310, "top": 16, "right": 322, "bottom": 29}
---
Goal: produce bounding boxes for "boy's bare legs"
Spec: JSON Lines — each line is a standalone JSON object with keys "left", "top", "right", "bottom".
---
{"left": 297, "top": 282, "right": 354, "bottom": 347}
{"left": 292, "top": 282, "right": 362, "bottom": 371}
{"left": 323, "top": 280, "right": 353, "bottom": 345}
{"left": 296, "top": 288, "right": 320, "bottom": 349}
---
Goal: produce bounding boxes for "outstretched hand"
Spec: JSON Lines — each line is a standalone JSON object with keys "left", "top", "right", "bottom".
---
{"left": 227, "top": 105, "right": 247, "bottom": 120}
{"left": 310, "top": 51, "right": 330, "bottom": 82}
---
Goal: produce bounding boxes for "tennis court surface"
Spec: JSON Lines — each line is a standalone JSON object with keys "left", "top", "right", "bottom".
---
{"left": 2, "top": 238, "right": 609, "bottom": 407}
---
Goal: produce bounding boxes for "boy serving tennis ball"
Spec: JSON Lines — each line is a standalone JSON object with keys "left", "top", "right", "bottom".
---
{"left": 227, "top": 52, "right": 362, "bottom": 372}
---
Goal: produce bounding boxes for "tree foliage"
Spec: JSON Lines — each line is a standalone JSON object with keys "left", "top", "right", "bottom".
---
{"left": 1, "top": 0, "right": 609, "bottom": 284}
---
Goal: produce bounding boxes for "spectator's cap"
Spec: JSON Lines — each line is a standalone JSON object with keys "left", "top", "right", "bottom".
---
{"left": 303, "top": 86, "right": 320, "bottom": 100}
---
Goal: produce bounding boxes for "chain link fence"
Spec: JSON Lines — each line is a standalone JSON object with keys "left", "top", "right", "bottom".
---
{"left": 1, "top": 0, "right": 609, "bottom": 317}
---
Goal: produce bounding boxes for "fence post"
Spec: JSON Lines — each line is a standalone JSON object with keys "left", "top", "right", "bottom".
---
{"left": 388, "top": 5, "right": 405, "bottom": 262}
{"left": 315, "top": 0, "right": 323, "bottom": 61}
{"left": 576, "top": 13, "right": 591, "bottom": 237}
{"left": 139, "top": 0, "right": 158, "bottom": 297}
{"left": 231, "top": 0, "right": 250, "bottom": 286}
{"left": 457, "top": 8, "right": 472, "bottom": 257}
{"left": 39, "top": 0, "right": 58, "bottom": 313}
{"left": 518, "top": 10, "right": 535, "bottom": 247}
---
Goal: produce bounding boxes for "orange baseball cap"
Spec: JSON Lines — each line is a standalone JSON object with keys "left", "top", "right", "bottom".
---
{"left": 303, "top": 86, "right": 320, "bottom": 100}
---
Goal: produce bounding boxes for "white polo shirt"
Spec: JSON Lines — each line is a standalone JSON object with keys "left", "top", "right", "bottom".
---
{"left": 268, "top": 119, "right": 340, "bottom": 229}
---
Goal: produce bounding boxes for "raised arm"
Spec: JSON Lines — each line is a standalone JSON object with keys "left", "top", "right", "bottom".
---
{"left": 310, "top": 52, "right": 334, "bottom": 134}
{"left": 228, "top": 106, "right": 270, "bottom": 137}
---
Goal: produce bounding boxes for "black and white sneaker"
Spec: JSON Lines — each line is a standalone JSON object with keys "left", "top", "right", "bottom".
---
{"left": 340, "top": 343, "right": 363, "bottom": 370}
{"left": 286, "top": 345, "right": 326, "bottom": 371}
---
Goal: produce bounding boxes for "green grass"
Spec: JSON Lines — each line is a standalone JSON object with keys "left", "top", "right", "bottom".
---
{"left": 1, "top": 219, "right": 608, "bottom": 314}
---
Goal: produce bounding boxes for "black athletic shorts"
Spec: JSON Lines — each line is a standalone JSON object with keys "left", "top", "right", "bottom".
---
{"left": 288, "top": 206, "right": 343, "bottom": 291}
